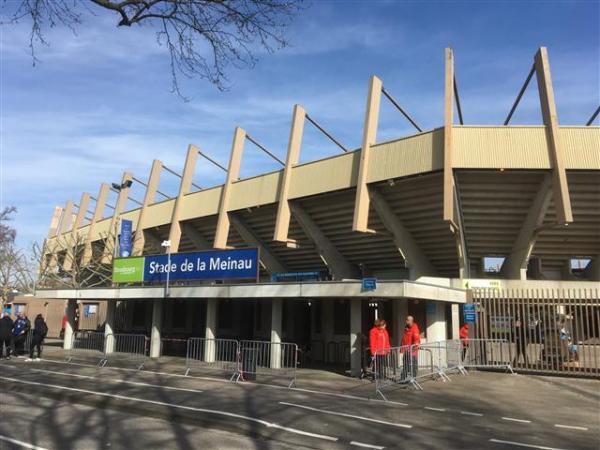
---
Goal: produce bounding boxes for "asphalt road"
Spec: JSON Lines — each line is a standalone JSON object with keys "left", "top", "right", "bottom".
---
{"left": 0, "top": 359, "right": 598, "bottom": 450}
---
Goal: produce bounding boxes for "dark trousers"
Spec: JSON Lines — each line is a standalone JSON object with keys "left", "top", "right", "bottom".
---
{"left": 13, "top": 334, "right": 26, "bottom": 356}
{"left": 513, "top": 344, "right": 528, "bottom": 366}
{"left": 0, "top": 336, "right": 12, "bottom": 357}
{"left": 374, "top": 355, "right": 386, "bottom": 381}
{"left": 401, "top": 353, "right": 418, "bottom": 379}
{"left": 29, "top": 336, "right": 44, "bottom": 359}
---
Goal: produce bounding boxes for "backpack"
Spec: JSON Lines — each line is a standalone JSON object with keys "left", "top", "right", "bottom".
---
{"left": 38, "top": 321, "right": 48, "bottom": 338}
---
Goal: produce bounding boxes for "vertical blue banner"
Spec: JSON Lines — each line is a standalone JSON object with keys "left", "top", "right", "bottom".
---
{"left": 119, "top": 219, "right": 133, "bottom": 257}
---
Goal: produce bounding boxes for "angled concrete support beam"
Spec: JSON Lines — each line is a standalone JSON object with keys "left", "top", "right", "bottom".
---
{"left": 102, "top": 172, "right": 133, "bottom": 263}
{"left": 167, "top": 145, "right": 199, "bottom": 252}
{"left": 369, "top": 187, "right": 437, "bottom": 279}
{"left": 132, "top": 160, "right": 163, "bottom": 255}
{"left": 452, "top": 189, "right": 469, "bottom": 279}
{"left": 443, "top": 48, "right": 456, "bottom": 225}
{"left": 230, "top": 213, "right": 287, "bottom": 274}
{"left": 501, "top": 173, "right": 554, "bottom": 280}
{"left": 82, "top": 183, "right": 109, "bottom": 265}
{"left": 41, "top": 206, "right": 63, "bottom": 274}
{"left": 534, "top": 47, "right": 573, "bottom": 225}
{"left": 181, "top": 222, "right": 211, "bottom": 250}
{"left": 63, "top": 192, "right": 91, "bottom": 271}
{"left": 290, "top": 203, "right": 359, "bottom": 280}
{"left": 352, "top": 75, "right": 382, "bottom": 232}
{"left": 273, "top": 105, "right": 306, "bottom": 243}
{"left": 214, "top": 127, "right": 246, "bottom": 249}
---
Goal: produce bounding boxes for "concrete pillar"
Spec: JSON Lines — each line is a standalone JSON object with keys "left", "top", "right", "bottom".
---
{"left": 63, "top": 299, "right": 77, "bottom": 350}
{"left": 323, "top": 301, "right": 334, "bottom": 363}
{"left": 350, "top": 298, "right": 362, "bottom": 377}
{"left": 270, "top": 298, "right": 283, "bottom": 369}
{"left": 204, "top": 298, "right": 217, "bottom": 363}
{"left": 451, "top": 304, "right": 460, "bottom": 340}
{"left": 104, "top": 299, "right": 116, "bottom": 354}
{"left": 426, "top": 301, "right": 447, "bottom": 343}
{"left": 150, "top": 298, "right": 163, "bottom": 358}
{"left": 392, "top": 299, "right": 409, "bottom": 347}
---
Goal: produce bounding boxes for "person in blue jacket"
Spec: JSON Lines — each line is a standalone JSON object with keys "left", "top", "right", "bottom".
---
{"left": 12, "top": 313, "right": 31, "bottom": 357}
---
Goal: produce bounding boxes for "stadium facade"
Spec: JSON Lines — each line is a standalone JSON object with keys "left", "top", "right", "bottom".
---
{"left": 31, "top": 48, "right": 599, "bottom": 376}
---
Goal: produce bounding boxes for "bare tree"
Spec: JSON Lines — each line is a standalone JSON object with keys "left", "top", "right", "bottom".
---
{"left": 35, "top": 232, "right": 113, "bottom": 290}
{"left": 5, "top": 0, "right": 303, "bottom": 97}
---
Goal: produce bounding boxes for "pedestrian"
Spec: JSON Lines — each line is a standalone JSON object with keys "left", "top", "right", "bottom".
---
{"left": 459, "top": 323, "right": 470, "bottom": 362}
{"left": 26, "top": 314, "right": 48, "bottom": 362}
{"left": 401, "top": 315, "right": 421, "bottom": 380}
{"left": 369, "top": 319, "right": 391, "bottom": 381}
{"left": 12, "top": 313, "right": 31, "bottom": 357}
{"left": 512, "top": 319, "right": 528, "bottom": 367}
{"left": 0, "top": 313, "right": 14, "bottom": 359}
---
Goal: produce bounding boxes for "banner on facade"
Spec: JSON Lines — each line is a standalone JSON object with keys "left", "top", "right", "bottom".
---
{"left": 113, "top": 248, "right": 259, "bottom": 284}
{"left": 119, "top": 219, "right": 133, "bottom": 257}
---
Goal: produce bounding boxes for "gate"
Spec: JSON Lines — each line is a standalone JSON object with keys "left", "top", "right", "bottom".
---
{"left": 472, "top": 287, "right": 599, "bottom": 377}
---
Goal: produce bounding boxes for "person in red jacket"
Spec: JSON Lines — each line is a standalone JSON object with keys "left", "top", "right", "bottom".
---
{"left": 459, "top": 323, "right": 470, "bottom": 361}
{"left": 369, "top": 319, "right": 391, "bottom": 381}
{"left": 401, "top": 315, "right": 420, "bottom": 379}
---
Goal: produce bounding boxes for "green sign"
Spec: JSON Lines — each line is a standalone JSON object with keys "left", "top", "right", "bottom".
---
{"left": 113, "top": 257, "right": 145, "bottom": 283}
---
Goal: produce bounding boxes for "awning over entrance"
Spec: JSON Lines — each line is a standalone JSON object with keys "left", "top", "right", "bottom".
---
{"left": 35, "top": 280, "right": 466, "bottom": 303}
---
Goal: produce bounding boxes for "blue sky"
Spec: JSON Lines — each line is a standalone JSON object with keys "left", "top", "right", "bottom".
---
{"left": 1, "top": 0, "right": 598, "bottom": 248}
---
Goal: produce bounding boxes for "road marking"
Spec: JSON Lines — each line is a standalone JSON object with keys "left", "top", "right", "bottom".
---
{"left": 279, "top": 401, "right": 412, "bottom": 429}
{"left": 501, "top": 417, "right": 532, "bottom": 423}
{"left": 424, "top": 407, "right": 446, "bottom": 412}
{"left": 15, "top": 367, "right": 204, "bottom": 394}
{"left": 0, "top": 434, "right": 49, "bottom": 450}
{"left": 350, "top": 441, "right": 385, "bottom": 449}
{"left": 489, "top": 438, "right": 568, "bottom": 450}
{"left": 0, "top": 376, "right": 338, "bottom": 443}
{"left": 554, "top": 424, "right": 588, "bottom": 431}
{"left": 460, "top": 411, "right": 483, "bottom": 416}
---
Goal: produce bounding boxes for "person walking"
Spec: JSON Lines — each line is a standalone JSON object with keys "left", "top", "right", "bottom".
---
{"left": 369, "top": 319, "right": 391, "bottom": 381}
{"left": 26, "top": 314, "right": 48, "bottom": 362}
{"left": 0, "top": 313, "right": 14, "bottom": 359}
{"left": 12, "top": 313, "right": 31, "bottom": 357}
{"left": 401, "top": 315, "right": 421, "bottom": 380}
{"left": 512, "top": 319, "right": 528, "bottom": 367}
{"left": 459, "top": 323, "right": 470, "bottom": 362}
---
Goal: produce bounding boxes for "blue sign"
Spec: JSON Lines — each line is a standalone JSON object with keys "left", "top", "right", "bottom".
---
{"left": 119, "top": 219, "right": 133, "bottom": 257}
{"left": 426, "top": 301, "right": 437, "bottom": 314}
{"left": 464, "top": 304, "right": 476, "bottom": 324}
{"left": 142, "top": 248, "right": 259, "bottom": 283}
{"left": 272, "top": 271, "right": 324, "bottom": 282}
{"left": 362, "top": 277, "right": 377, "bottom": 292}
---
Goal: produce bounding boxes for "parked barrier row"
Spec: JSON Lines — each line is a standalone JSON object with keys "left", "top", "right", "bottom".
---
{"left": 66, "top": 331, "right": 148, "bottom": 369}
{"left": 185, "top": 338, "right": 298, "bottom": 387}
{"left": 374, "top": 339, "right": 513, "bottom": 400}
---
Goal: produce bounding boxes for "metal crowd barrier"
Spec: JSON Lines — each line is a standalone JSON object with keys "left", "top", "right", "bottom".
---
{"left": 238, "top": 340, "right": 298, "bottom": 388}
{"left": 373, "top": 345, "right": 418, "bottom": 400}
{"left": 68, "top": 331, "right": 106, "bottom": 364}
{"left": 185, "top": 337, "right": 239, "bottom": 378}
{"left": 102, "top": 333, "right": 148, "bottom": 370}
{"left": 461, "top": 338, "right": 514, "bottom": 373}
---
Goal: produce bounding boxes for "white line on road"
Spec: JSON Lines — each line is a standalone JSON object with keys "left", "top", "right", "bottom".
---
{"left": 501, "top": 417, "right": 532, "bottom": 423}
{"left": 15, "top": 367, "right": 204, "bottom": 394}
{"left": 554, "top": 424, "right": 588, "bottom": 431}
{"left": 0, "top": 434, "right": 49, "bottom": 450}
{"left": 489, "top": 438, "right": 568, "bottom": 450}
{"left": 460, "top": 411, "right": 483, "bottom": 416}
{"left": 424, "top": 407, "right": 446, "bottom": 412}
{"left": 279, "top": 402, "right": 412, "bottom": 429}
{"left": 0, "top": 376, "right": 338, "bottom": 443}
{"left": 350, "top": 441, "right": 385, "bottom": 449}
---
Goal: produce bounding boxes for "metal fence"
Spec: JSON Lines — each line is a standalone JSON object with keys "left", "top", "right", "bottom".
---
{"left": 238, "top": 340, "right": 298, "bottom": 388}
{"left": 102, "top": 333, "right": 148, "bottom": 370}
{"left": 68, "top": 331, "right": 106, "bottom": 364}
{"left": 461, "top": 339, "right": 514, "bottom": 373}
{"left": 185, "top": 337, "right": 239, "bottom": 378}
{"left": 473, "top": 287, "right": 600, "bottom": 377}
